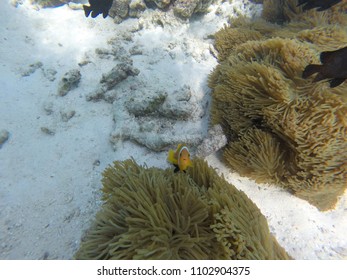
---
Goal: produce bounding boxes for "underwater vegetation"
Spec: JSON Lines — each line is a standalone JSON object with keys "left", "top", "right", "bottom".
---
{"left": 74, "top": 158, "right": 291, "bottom": 259}
{"left": 209, "top": 0, "right": 347, "bottom": 211}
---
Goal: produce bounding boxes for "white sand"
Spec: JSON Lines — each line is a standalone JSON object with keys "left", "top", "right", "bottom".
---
{"left": 0, "top": 0, "right": 346, "bottom": 260}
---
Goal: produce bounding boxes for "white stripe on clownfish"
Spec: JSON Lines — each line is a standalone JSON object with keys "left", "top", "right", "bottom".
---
{"left": 177, "top": 146, "right": 189, "bottom": 166}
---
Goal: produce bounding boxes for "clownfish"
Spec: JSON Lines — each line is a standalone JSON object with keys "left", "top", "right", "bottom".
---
{"left": 167, "top": 144, "right": 193, "bottom": 173}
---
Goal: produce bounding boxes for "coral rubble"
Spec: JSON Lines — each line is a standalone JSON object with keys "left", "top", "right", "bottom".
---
{"left": 74, "top": 158, "right": 291, "bottom": 260}
{"left": 57, "top": 69, "right": 81, "bottom": 96}
{"left": 109, "top": 84, "right": 208, "bottom": 151}
{"left": 32, "top": 0, "right": 218, "bottom": 21}
{"left": 30, "top": 0, "right": 68, "bottom": 8}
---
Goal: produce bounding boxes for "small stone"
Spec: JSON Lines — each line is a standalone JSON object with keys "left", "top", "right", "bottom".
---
{"left": 42, "top": 68, "right": 57, "bottom": 81}
{"left": 43, "top": 101, "right": 54, "bottom": 115}
{"left": 129, "top": 45, "right": 143, "bottom": 56}
{"left": 86, "top": 88, "right": 106, "bottom": 102}
{"left": 60, "top": 109, "right": 76, "bottom": 122}
{"left": 95, "top": 48, "right": 114, "bottom": 59}
{"left": 78, "top": 60, "right": 91, "bottom": 67}
{"left": 20, "top": 62, "right": 43, "bottom": 77}
{"left": 57, "top": 69, "right": 81, "bottom": 96}
{"left": 110, "top": 45, "right": 128, "bottom": 61}
{"left": 0, "top": 129, "right": 10, "bottom": 147}
{"left": 100, "top": 63, "right": 140, "bottom": 91}
{"left": 41, "top": 127, "right": 55, "bottom": 135}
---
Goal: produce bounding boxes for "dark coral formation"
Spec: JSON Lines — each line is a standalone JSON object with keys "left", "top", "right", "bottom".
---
{"left": 208, "top": 2, "right": 347, "bottom": 211}
{"left": 74, "top": 158, "right": 290, "bottom": 260}
{"left": 34, "top": 0, "right": 216, "bottom": 20}
{"left": 33, "top": 0, "right": 215, "bottom": 20}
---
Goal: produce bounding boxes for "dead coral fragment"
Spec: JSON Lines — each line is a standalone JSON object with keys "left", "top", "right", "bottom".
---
{"left": 32, "top": 1, "right": 67, "bottom": 8}
{"left": 74, "top": 158, "right": 290, "bottom": 260}
{"left": 57, "top": 69, "right": 81, "bottom": 97}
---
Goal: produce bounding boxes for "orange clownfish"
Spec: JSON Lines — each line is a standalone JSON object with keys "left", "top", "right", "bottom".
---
{"left": 167, "top": 144, "right": 193, "bottom": 173}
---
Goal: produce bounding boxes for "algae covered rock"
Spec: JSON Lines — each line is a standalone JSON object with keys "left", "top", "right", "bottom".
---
{"left": 20, "top": 62, "right": 43, "bottom": 77}
{"left": 31, "top": 0, "right": 67, "bottom": 8}
{"left": 90, "top": 0, "right": 216, "bottom": 22}
{"left": 129, "top": 0, "right": 147, "bottom": 17}
{"left": 173, "top": 0, "right": 214, "bottom": 19}
{"left": 209, "top": 14, "right": 347, "bottom": 211}
{"left": 74, "top": 158, "right": 290, "bottom": 260}
{"left": 146, "top": 0, "right": 172, "bottom": 9}
{"left": 110, "top": 84, "right": 207, "bottom": 151}
{"left": 100, "top": 63, "right": 140, "bottom": 91}
{"left": 109, "top": 0, "right": 131, "bottom": 20}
